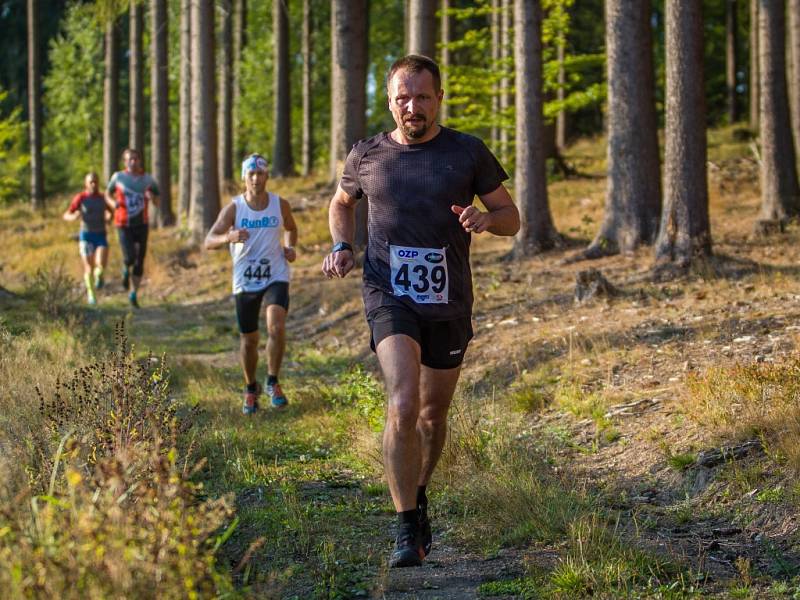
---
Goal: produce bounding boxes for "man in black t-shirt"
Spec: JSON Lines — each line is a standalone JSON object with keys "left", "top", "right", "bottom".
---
{"left": 322, "top": 55, "right": 520, "bottom": 568}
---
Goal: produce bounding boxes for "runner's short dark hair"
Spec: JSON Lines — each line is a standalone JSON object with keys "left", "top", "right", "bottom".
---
{"left": 386, "top": 55, "right": 441, "bottom": 92}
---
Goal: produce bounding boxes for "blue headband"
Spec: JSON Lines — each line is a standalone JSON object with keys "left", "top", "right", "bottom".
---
{"left": 241, "top": 155, "right": 269, "bottom": 179}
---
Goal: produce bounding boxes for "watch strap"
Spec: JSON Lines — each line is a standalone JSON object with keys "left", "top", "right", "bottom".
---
{"left": 332, "top": 241, "right": 353, "bottom": 253}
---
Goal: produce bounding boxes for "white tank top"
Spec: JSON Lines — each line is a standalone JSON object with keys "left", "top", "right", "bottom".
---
{"left": 230, "top": 193, "right": 290, "bottom": 294}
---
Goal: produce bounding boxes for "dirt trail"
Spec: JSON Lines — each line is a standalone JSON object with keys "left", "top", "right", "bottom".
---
{"left": 380, "top": 545, "right": 527, "bottom": 599}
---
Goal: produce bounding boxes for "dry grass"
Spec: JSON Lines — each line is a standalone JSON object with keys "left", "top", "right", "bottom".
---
{"left": 687, "top": 357, "right": 800, "bottom": 472}
{"left": 0, "top": 321, "right": 237, "bottom": 598}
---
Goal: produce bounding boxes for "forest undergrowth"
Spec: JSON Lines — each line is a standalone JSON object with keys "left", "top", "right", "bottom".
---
{"left": 3, "top": 129, "right": 800, "bottom": 598}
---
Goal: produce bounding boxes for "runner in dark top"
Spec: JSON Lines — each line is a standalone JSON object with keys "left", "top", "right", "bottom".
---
{"left": 322, "top": 55, "right": 519, "bottom": 568}
{"left": 106, "top": 148, "right": 160, "bottom": 308}
{"left": 63, "top": 172, "right": 114, "bottom": 305}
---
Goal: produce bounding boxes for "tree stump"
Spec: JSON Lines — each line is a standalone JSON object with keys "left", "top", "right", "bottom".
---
{"left": 753, "top": 218, "right": 785, "bottom": 236}
{"left": 574, "top": 268, "right": 618, "bottom": 303}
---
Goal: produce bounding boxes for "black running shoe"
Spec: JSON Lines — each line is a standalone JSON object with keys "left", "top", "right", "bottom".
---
{"left": 419, "top": 504, "right": 432, "bottom": 557}
{"left": 389, "top": 521, "right": 423, "bottom": 568}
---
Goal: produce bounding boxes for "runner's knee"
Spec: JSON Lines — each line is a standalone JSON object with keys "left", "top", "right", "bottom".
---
{"left": 267, "top": 319, "right": 285, "bottom": 339}
{"left": 386, "top": 396, "right": 420, "bottom": 431}
{"left": 240, "top": 333, "right": 259, "bottom": 350}
{"left": 417, "top": 406, "right": 447, "bottom": 431}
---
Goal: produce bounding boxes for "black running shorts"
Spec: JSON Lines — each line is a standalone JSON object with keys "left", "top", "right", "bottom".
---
{"left": 367, "top": 304, "right": 473, "bottom": 370}
{"left": 235, "top": 281, "right": 290, "bottom": 334}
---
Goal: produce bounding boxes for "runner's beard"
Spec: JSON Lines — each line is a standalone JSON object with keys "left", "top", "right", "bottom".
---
{"left": 401, "top": 115, "right": 429, "bottom": 139}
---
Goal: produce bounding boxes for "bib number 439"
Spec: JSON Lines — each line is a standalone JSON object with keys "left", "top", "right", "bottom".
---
{"left": 389, "top": 245, "right": 448, "bottom": 304}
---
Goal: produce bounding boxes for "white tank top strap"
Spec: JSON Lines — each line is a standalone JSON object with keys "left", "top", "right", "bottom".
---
{"left": 230, "top": 192, "right": 291, "bottom": 294}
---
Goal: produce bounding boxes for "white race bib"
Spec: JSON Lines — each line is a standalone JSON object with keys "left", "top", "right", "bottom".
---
{"left": 126, "top": 191, "right": 145, "bottom": 216}
{"left": 389, "top": 245, "right": 448, "bottom": 304}
{"left": 240, "top": 257, "right": 272, "bottom": 291}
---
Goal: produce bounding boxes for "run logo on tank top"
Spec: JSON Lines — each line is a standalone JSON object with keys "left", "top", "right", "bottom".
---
{"left": 230, "top": 193, "right": 290, "bottom": 294}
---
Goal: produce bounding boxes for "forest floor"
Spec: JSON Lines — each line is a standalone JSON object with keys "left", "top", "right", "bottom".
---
{"left": 4, "top": 127, "right": 800, "bottom": 598}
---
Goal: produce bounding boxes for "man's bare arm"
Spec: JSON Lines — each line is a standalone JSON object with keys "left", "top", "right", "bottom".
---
{"left": 322, "top": 186, "right": 359, "bottom": 278}
{"left": 451, "top": 184, "right": 520, "bottom": 236}
{"left": 204, "top": 202, "right": 241, "bottom": 250}
{"left": 280, "top": 197, "right": 298, "bottom": 262}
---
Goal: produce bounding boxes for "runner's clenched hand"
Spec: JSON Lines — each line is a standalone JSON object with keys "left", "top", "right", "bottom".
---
{"left": 226, "top": 228, "right": 250, "bottom": 243}
{"left": 322, "top": 249, "right": 355, "bottom": 278}
{"left": 451, "top": 204, "right": 492, "bottom": 234}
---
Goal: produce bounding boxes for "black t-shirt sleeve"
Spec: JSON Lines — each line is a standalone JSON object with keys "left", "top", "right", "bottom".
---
{"left": 340, "top": 144, "right": 364, "bottom": 199}
{"left": 472, "top": 139, "right": 509, "bottom": 197}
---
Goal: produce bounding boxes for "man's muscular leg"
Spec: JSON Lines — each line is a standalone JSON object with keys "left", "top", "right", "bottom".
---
{"left": 240, "top": 331, "right": 260, "bottom": 385}
{"left": 417, "top": 365, "right": 460, "bottom": 487}
{"left": 377, "top": 334, "right": 422, "bottom": 512}
{"left": 265, "top": 304, "right": 287, "bottom": 377}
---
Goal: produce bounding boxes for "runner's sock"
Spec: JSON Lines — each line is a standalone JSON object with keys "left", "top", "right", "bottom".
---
{"left": 84, "top": 272, "right": 96, "bottom": 303}
{"left": 267, "top": 375, "right": 278, "bottom": 385}
{"left": 246, "top": 382, "right": 258, "bottom": 393}
{"left": 93, "top": 266, "right": 104, "bottom": 287}
{"left": 417, "top": 486, "right": 428, "bottom": 509}
{"left": 398, "top": 508, "right": 419, "bottom": 526}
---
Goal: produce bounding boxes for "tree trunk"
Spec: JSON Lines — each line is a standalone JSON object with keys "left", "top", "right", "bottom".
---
{"left": 218, "top": 0, "right": 233, "bottom": 183}
{"left": 103, "top": 16, "right": 119, "bottom": 185}
{"left": 272, "top": 0, "right": 293, "bottom": 177}
{"left": 301, "top": 0, "right": 313, "bottom": 176}
{"left": 513, "top": 0, "right": 560, "bottom": 257}
{"left": 490, "top": 0, "right": 499, "bottom": 146}
{"left": 189, "top": 0, "right": 220, "bottom": 243}
{"left": 756, "top": 0, "right": 800, "bottom": 225}
{"left": 178, "top": 0, "right": 191, "bottom": 224}
{"left": 403, "top": 0, "right": 410, "bottom": 57}
{"left": 232, "top": 0, "right": 246, "bottom": 164}
{"left": 588, "top": 0, "right": 661, "bottom": 257}
{"left": 330, "top": 0, "right": 368, "bottom": 245}
{"left": 655, "top": 1, "right": 711, "bottom": 266}
{"left": 440, "top": 0, "right": 450, "bottom": 124}
{"left": 727, "top": 0, "right": 739, "bottom": 123}
{"left": 788, "top": 0, "right": 800, "bottom": 157}
{"left": 407, "top": 0, "right": 436, "bottom": 58}
{"left": 27, "top": 0, "right": 43, "bottom": 209}
{"left": 129, "top": 0, "right": 144, "bottom": 152}
{"left": 556, "top": 42, "right": 567, "bottom": 151}
{"left": 150, "top": 0, "right": 173, "bottom": 226}
{"left": 499, "top": 0, "right": 511, "bottom": 165}
{"left": 750, "top": 0, "right": 760, "bottom": 128}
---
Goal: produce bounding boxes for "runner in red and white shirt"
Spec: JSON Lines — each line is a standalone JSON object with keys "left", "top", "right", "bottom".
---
{"left": 106, "top": 148, "right": 160, "bottom": 308}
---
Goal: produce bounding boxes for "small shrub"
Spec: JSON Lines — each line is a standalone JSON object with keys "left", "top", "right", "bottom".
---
{"left": 27, "top": 264, "right": 83, "bottom": 320}
{"left": 326, "top": 365, "right": 385, "bottom": 432}
{"left": 478, "top": 577, "right": 538, "bottom": 598}
{"left": 0, "top": 323, "right": 236, "bottom": 598}
{"left": 509, "top": 384, "right": 550, "bottom": 413}
{"left": 667, "top": 452, "right": 697, "bottom": 471}
{"left": 0, "top": 437, "right": 235, "bottom": 599}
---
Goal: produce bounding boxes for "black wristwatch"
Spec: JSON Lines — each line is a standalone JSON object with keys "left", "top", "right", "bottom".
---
{"left": 332, "top": 241, "right": 353, "bottom": 254}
